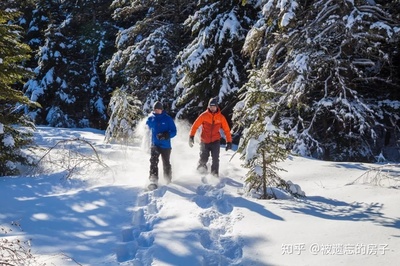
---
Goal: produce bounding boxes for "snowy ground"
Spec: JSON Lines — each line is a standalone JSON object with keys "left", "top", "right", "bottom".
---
{"left": 1, "top": 123, "right": 399, "bottom": 265}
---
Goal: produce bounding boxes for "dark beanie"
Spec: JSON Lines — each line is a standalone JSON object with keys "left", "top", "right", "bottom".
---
{"left": 208, "top": 97, "right": 218, "bottom": 107}
{"left": 153, "top": 101, "right": 163, "bottom": 110}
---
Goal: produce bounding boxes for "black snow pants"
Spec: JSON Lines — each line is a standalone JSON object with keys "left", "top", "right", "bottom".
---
{"left": 197, "top": 140, "right": 220, "bottom": 176}
{"left": 149, "top": 146, "right": 172, "bottom": 181}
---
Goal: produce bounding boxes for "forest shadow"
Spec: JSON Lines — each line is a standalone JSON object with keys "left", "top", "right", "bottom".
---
{"left": 0, "top": 173, "right": 140, "bottom": 265}
{"left": 277, "top": 195, "right": 400, "bottom": 229}
{"left": 167, "top": 177, "right": 284, "bottom": 221}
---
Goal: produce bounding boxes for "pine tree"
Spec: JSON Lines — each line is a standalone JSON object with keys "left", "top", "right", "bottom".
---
{"left": 241, "top": 130, "right": 295, "bottom": 199}
{"left": 233, "top": 71, "right": 300, "bottom": 199}
{"left": 105, "top": 0, "right": 195, "bottom": 139}
{"left": 23, "top": 0, "right": 115, "bottom": 128}
{"left": 173, "top": 0, "right": 257, "bottom": 122}
{"left": 0, "top": 8, "right": 36, "bottom": 176}
{"left": 104, "top": 86, "right": 143, "bottom": 144}
{"left": 238, "top": 0, "right": 400, "bottom": 162}
{"left": 106, "top": 0, "right": 195, "bottom": 112}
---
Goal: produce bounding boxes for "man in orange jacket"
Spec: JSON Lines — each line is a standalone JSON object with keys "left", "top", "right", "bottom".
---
{"left": 189, "top": 97, "right": 232, "bottom": 177}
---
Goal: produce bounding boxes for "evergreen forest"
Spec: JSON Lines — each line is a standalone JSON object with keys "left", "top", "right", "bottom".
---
{"left": 1, "top": 0, "right": 399, "bottom": 176}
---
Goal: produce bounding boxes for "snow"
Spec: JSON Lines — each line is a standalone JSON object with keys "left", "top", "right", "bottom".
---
{"left": 370, "top": 21, "right": 394, "bottom": 38}
{"left": 216, "top": 11, "right": 243, "bottom": 44}
{"left": 2, "top": 134, "right": 15, "bottom": 147}
{"left": 1, "top": 124, "right": 399, "bottom": 265}
{"left": 289, "top": 53, "right": 308, "bottom": 74}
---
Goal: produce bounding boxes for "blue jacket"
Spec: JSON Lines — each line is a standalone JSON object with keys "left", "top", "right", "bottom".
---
{"left": 146, "top": 111, "right": 177, "bottom": 149}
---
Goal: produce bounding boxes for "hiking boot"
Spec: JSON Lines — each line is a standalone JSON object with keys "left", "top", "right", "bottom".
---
{"left": 211, "top": 172, "right": 219, "bottom": 178}
{"left": 149, "top": 175, "right": 158, "bottom": 183}
{"left": 164, "top": 175, "right": 172, "bottom": 184}
{"left": 147, "top": 183, "right": 158, "bottom": 191}
{"left": 197, "top": 165, "right": 207, "bottom": 175}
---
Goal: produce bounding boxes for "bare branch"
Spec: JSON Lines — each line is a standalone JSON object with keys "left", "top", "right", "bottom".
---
{"left": 347, "top": 164, "right": 400, "bottom": 187}
{"left": 31, "top": 138, "right": 111, "bottom": 180}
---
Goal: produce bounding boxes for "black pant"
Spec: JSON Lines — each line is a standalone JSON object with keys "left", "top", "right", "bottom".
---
{"left": 198, "top": 140, "right": 220, "bottom": 176}
{"left": 150, "top": 146, "right": 172, "bottom": 181}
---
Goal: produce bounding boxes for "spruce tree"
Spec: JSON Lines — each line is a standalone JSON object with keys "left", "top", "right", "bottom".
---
{"left": 233, "top": 71, "right": 299, "bottom": 199}
{"left": 106, "top": 0, "right": 194, "bottom": 110}
{"left": 173, "top": 0, "right": 257, "bottom": 122}
{"left": 238, "top": 0, "right": 400, "bottom": 162}
{"left": 105, "top": 0, "right": 195, "bottom": 140}
{"left": 23, "top": 0, "right": 115, "bottom": 128}
{"left": 104, "top": 86, "right": 143, "bottom": 144}
{"left": 0, "top": 8, "right": 36, "bottom": 176}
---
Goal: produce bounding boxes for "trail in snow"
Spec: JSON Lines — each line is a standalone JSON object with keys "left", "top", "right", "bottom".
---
{"left": 117, "top": 187, "right": 167, "bottom": 264}
{"left": 194, "top": 177, "right": 243, "bottom": 265}
{"left": 116, "top": 175, "right": 244, "bottom": 265}
{"left": 111, "top": 119, "right": 246, "bottom": 265}
{"left": 30, "top": 124, "right": 248, "bottom": 265}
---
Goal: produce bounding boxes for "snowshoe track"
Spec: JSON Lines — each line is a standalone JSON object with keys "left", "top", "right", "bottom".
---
{"left": 116, "top": 187, "right": 166, "bottom": 264}
{"left": 194, "top": 177, "right": 244, "bottom": 265}
{"left": 116, "top": 177, "right": 243, "bottom": 265}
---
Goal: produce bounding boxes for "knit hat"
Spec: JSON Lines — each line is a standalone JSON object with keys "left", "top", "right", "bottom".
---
{"left": 208, "top": 97, "right": 218, "bottom": 107}
{"left": 153, "top": 101, "right": 163, "bottom": 110}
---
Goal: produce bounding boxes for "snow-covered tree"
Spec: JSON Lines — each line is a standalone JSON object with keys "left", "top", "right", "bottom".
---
{"left": 104, "top": 0, "right": 195, "bottom": 139}
{"left": 106, "top": 0, "right": 194, "bottom": 110}
{"left": 240, "top": 129, "right": 302, "bottom": 199}
{"left": 237, "top": 0, "right": 400, "bottom": 162}
{"left": 173, "top": 0, "right": 257, "bottom": 121}
{"left": 233, "top": 71, "right": 301, "bottom": 199}
{"left": 12, "top": 0, "right": 45, "bottom": 67}
{"left": 23, "top": 0, "right": 115, "bottom": 128}
{"left": 104, "top": 85, "right": 143, "bottom": 144}
{"left": 0, "top": 8, "right": 36, "bottom": 176}
{"left": 4, "top": 0, "right": 399, "bottom": 165}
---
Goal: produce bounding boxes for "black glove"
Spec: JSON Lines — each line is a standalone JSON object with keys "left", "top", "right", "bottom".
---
{"left": 226, "top": 142, "right": 232, "bottom": 151}
{"left": 157, "top": 131, "right": 170, "bottom": 140}
{"left": 189, "top": 136, "right": 194, "bottom": 147}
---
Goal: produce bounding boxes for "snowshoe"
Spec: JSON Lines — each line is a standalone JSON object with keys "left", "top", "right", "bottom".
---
{"left": 148, "top": 175, "right": 159, "bottom": 191}
{"left": 147, "top": 183, "right": 158, "bottom": 191}
{"left": 196, "top": 165, "right": 207, "bottom": 175}
{"left": 164, "top": 175, "right": 172, "bottom": 184}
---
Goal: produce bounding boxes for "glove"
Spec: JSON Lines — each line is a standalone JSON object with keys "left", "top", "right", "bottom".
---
{"left": 225, "top": 142, "right": 232, "bottom": 151}
{"left": 189, "top": 136, "right": 194, "bottom": 148}
{"left": 156, "top": 131, "right": 170, "bottom": 140}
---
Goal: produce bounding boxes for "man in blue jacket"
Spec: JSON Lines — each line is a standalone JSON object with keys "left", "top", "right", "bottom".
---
{"left": 146, "top": 101, "right": 177, "bottom": 189}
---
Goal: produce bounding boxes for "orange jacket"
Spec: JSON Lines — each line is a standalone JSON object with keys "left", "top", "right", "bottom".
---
{"left": 190, "top": 108, "right": 232, "bottom": 144}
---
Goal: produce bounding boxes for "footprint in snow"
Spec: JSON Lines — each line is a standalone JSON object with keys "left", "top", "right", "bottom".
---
{"left": 194, "top": 178, "right": 243, "bottom": 264}
{"left": 194, "top": 182, "right": 233, "bottom": 214}
{"left": 115, "top": 186, "right": 165, "bottom": 263}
